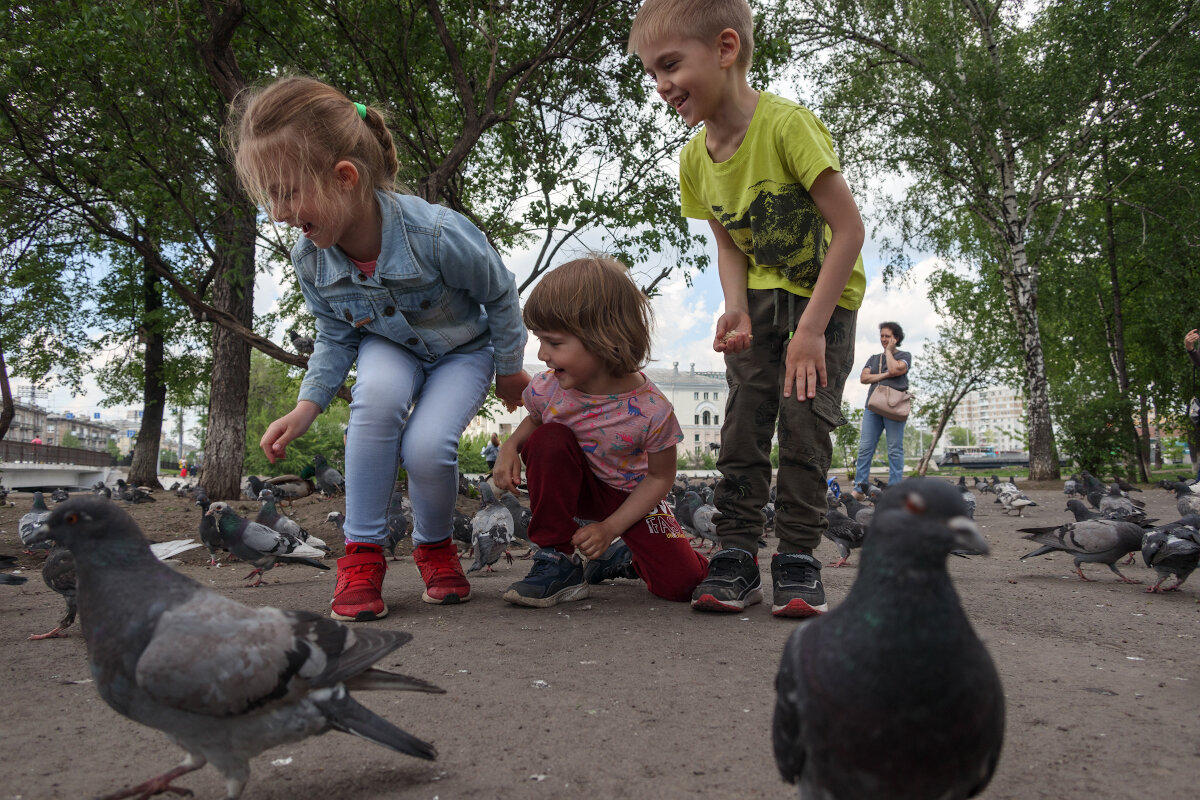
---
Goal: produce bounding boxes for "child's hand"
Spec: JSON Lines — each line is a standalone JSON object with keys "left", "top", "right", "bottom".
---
{"left": 495, "top": 370, "right": 531, "bottom": 412}
{"left": 784, "top": 327, "right": 827, "bottom": 401}
{"left": 259, "top": 401, "right": 321, "bottom": 463}
{"left": 713, "top": 310, "right": 753, "bottom": 353}
{"left": 572, "top": 520, "right": 618, "bottom": 561}
{"left": 492, "top": 446, "right": 522, "bottom": 494}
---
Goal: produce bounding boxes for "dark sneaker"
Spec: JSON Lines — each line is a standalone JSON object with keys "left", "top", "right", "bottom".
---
{"left": 503, "top": 549, "right": 589, "bottom": 607}
{"left": 691, "top": 548, "right": 762, "bottom": 612}
{"left": 413, "top": 538, "right": 471, "bottom": 605}
{"left": 330, "top": 543, "right": 388, "bottom": 621}
{"left": 771, "top": 552, "right": 828, "bottom": 618}
{"left": 584, "top": 540, "right": 640, "bottom": 584}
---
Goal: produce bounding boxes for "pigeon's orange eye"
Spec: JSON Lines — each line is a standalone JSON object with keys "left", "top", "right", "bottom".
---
{"left": 65, "top": 512, "right": 79, "bottom": 524}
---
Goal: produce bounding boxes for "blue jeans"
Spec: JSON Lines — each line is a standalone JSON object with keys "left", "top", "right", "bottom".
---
{"left": 854, "top": 406, "right": 906, "bottom": 489}
{"left": 343, "top": 335, "right": 493, "bottom": 546}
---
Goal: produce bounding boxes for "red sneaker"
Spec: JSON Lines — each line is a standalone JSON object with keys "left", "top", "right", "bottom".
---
{"left": 330, "top": 543, "right": 388, "bottom": 621}
{"left": 413, "top": 538, "right": 471, "bottom": 604}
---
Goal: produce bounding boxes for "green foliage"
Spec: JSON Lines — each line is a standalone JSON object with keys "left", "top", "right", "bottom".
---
{"left": 458, "top": 432, "right": 491, "bottom": 475}
{"left": 1052, "top": 395, "right": 1128, "bottom": 474}
{"left": 832, "top": 403, "right": 861, "bottom": 468}
{"left": 60, "top": 432, "right": 80, "bottom": 448}
{"left": 241, "top": 352, "right": 349, "bottom": 477}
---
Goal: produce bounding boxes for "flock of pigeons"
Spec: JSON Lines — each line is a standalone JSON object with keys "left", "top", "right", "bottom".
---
{"left": 3, "top": 462, "right": 1197, "bottom": 799}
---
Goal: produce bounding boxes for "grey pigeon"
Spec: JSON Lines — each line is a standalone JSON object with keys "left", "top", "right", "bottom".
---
{"left": 312, "top": 453, "right": 345, "bottom": 496}
{"left": 1141, "top": 516, "right": 1200, "bottom": 593}
{"left": 773, "top": 478, "right": 1003, "bottom": 800}
{"left": 27, "top": 497, "right": 442, "bottom": 800}
{"left": 499, "top": 492, "right": 531, "bottom": 544}
{"left": 29, "top": 544, "right": 76, "bottom": 640}
{"left": 116, "top": 478, "right": 156, "bottom": 503}
{"left": 1018, "top": 518, "right": 1145, "bottom": 583}
{"left": 196, "top": 488, "right": 226, "bottom": 565}
{"left": 50, "top": 487, "right": 70, "bottom": 503}
{"left": 325, "top": 510, "right": 346, "bottom": 534}
{"left": 823, "top": 509, "right": 867, "bottom": 567}
{"left": 1099, "top": 484, "right": 1144, "bottom": 517}
{"left": 20, "top": 492, "right": 52, "bottom": 552}
{"left": 1063, "top": 476, "right": 1079, "bottom": 497}
{"left": 208, "top": 502, "right": 329, "bottom": 587}
{"left": 451, "top": 510, "right": 474, "bottom": 552}
{"left": 995, "top": 488, "right": 1035, "bottom": 516}
{"left": 1163, "top": 481, "right": 1200, "bottom": 518}
{"left": 256, "top": 489, "right": 330, "bottom": 552}
{"left": 468, "top": 482, "right": 514, "bottom": 573}
{"left": 677, "top": 490, "right": 719, "bottom": 550}
{"left": 0, "top": 572, "right": 27, "bottom": 585}
{"left": 385, "top": 490, "right": 412, "bottom": 559}
{"left": 287, "top": 326, "right": 315, "bottom": 355}
{"left": 839, "top": 494, "right": 874, "bottom": 526}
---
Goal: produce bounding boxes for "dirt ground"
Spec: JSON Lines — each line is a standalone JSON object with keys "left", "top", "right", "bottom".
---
{"left": 1, "top": 477, "right": 1197, "bottom": 800}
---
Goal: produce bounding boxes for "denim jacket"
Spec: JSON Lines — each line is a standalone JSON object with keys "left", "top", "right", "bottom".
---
{"left": 294, "top": 190, "right": 527, "bottom": 409}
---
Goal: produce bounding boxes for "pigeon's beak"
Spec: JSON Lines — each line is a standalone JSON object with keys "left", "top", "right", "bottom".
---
{"left": 949, "top": 516, "right": 989, "bottom": 555}
{"left": 28, "top": 522, "right": 53, "bottom": 546}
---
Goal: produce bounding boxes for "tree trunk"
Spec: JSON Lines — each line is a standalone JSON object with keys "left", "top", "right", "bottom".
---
{"left": 1000, "top": 238, "right": 1059, "bottom": 481}
{"left": 0, "top": 341, "right": 13, "bottom": 441}
{"left": 196, "top": 0, "right": 254, "bottom": 501}
{"left": 128, "top": 266, "right": 166, "bottom": 486}
{"left": 201, "top": 198, "right": 256, "bottom": 500}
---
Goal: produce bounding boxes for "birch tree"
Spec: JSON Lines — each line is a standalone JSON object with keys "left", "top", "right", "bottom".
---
{"left": 785, "top": 0, "right": 1196, "bottom": 479}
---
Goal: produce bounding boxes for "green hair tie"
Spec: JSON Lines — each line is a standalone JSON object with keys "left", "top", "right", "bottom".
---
{"left": 354, "top": 102, "right": 367, "bottom": 119}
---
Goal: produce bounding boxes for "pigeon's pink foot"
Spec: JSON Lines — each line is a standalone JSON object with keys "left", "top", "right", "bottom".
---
{"left": 95, "top": 759, "right": 204, "bottom": 799}
{"left": 29, "top": 627, "right": 67, "bottom": 640}
{"left": 829, "top": 557, "right": 850, "bottom": 568}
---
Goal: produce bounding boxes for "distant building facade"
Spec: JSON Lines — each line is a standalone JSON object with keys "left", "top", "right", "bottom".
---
{"left": 466, "top": 362, "right": 728, "bottom": 457}
{"left": 43, "top": 412, "right": 122, "bottom": 453}
{"left": 947, "top": 386, "right": 1027, "bottom": 451}
{"left": 8, "top": 401, "right": 48, "bottom": 443}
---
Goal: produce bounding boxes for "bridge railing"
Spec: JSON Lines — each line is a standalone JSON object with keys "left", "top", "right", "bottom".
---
{"left": 0, "top": 440, "right": 115, "bottom": 467}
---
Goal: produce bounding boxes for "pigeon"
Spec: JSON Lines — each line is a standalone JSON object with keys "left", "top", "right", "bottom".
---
{"left": 995, "top": 489, "right": 1035, "bottom": 516}
{"left": 325, "top": 510, "right": 346, "bottom": 534}
{"left": 973, "top": 476, "right": 992, "bottom": 494}
{"left": 1163, "top": 481, "right": 1200, "bottom": 518}
{"left": 256, "top": 489, "right": 330, "bottom": 552}
{"left": 29, "top": 544, "right": 77, "bottom": 640}
{"left": 1113, "top": 476, "right": 1141, "bottom": 493}
{"left": 116, "top": 478, "right": 157, "bottom": 503}
{"left": 1018, "top": 518, "right": 1145, "bottom": 583}
{"left": 20, "top": 492, "right": 53, "bottom": 552}
{"left": 312, "top": 453, "right": 346, "bottom": 496}
{"left": 287, "top": 326, "right": 315, "bottom": 356}
{"left": 677, "top": 490, "right": 719, "bottom": 550}
{"left": 208, "top": 502, "right": 330, "bottom": 587}
{"left": 385, "top": 490, "right": 412, "bottom": 559}
{"left": 50, "top": 487, "right": 70, "bottom": 503}
{"left": 1099, "top": 484, "right": 1144, "bottom": 517}
{"left": 262, "top": 473, "right": 317, "bottom": 503}
{"left": 0, "top": 572, "right": 27, "bottom": 585}
{"left": 26, "top": 497, "right": 442, "bottom": 800}
{"left": 499, "top": 491, "right": 531, "bottom": 544}
{"left": 1063, "top": 475, "right": 1079, "bottom": 497}
{"left": 195, "top": 488, "right": 226, "bottom": 565}
{"left": 960, "top": 487, "right": 976, "bottom": 520}
{"left": 468, "top": 482, "right": 514, "bottom": 573}
{"left": 839, "top": 494, "right": 874, "bottom": 526}
{"left": 773, "top": 478, "right": 1003, "bottom": 800}
{"left": 1141, "top": 518, "right": 1200, "bottom": 593}
{"left": 0, "top": 484, "right": 9, "bottom": 506}
{"left": 823, "top": 509, "right": 867, "bottom": 567}
{"left": 451, "top": 509, "right": 474, "bottom": 552}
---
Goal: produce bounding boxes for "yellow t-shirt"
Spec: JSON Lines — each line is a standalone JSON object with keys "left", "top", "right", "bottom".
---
{"left": 679, "top": 92, "right": 866, "bottom": 310}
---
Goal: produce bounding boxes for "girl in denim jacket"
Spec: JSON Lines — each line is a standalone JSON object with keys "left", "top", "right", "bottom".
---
{"left": 230, "top": 76, "right": 529, "bottom": 621}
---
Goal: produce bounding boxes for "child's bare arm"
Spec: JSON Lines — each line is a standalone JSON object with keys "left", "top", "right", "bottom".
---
{"left": 572, "top": 447, "right": 678, "bottom": 560}
{"left": 785, "top": 168, "right": 864, "bottom": 400}
{"left": 493, "top": 416, "right": 539, "bottom": 494}
{"left": 709, "top": 220, "right": 753, "bottom": 353}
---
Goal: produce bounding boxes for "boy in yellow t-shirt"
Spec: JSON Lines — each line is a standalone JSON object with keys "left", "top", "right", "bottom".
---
{"left": 630, "top": 0, "right": 866, "bottom": 618}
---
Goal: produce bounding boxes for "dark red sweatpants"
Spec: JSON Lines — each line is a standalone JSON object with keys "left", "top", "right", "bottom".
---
{"left": 521, "top": 422, "right": 709, "bottom": 602}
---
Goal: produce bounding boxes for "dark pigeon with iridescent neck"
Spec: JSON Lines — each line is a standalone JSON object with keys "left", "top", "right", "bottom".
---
{"left": 773, "top": 478, "right": 1004, "bottom": 800}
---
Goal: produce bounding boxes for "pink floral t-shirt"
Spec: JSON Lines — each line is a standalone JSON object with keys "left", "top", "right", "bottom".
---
{"left": 523, "top": 370, "right": 683, "bottom": 491}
